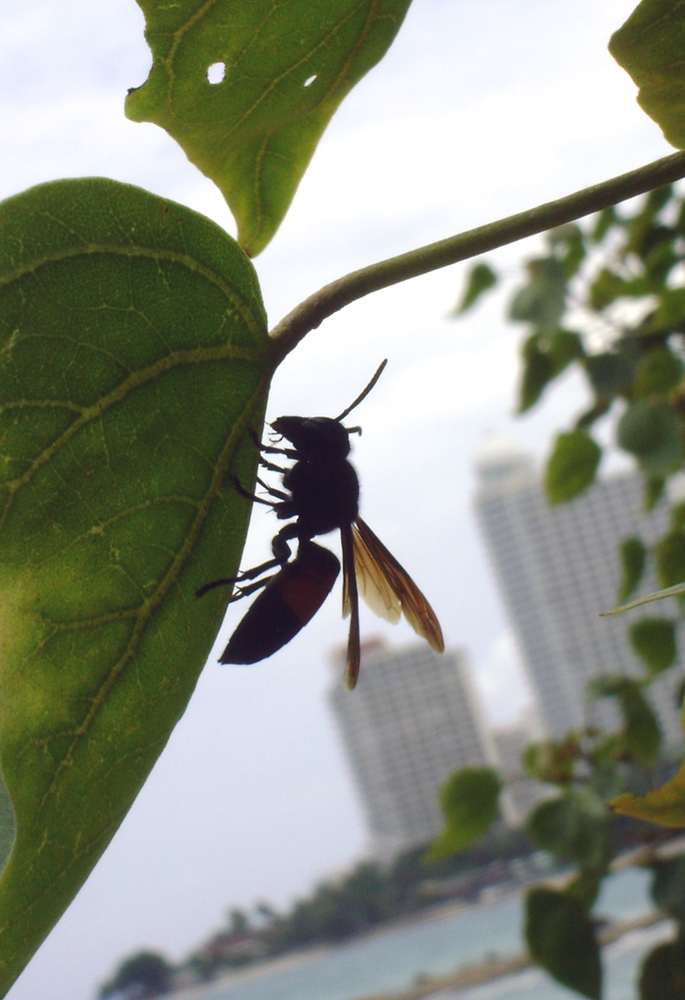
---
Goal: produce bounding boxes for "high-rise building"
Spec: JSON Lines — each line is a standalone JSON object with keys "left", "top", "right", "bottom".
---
{"left": 474, "top": 438, "right": 683, "bottom": 750}
{"left": 328, "top": 638, "right": 495, "bottom": 859}
{"left": 490, "top": 710, "right": 550, "bottom": 826}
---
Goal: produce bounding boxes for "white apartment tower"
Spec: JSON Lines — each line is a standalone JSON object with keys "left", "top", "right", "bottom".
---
{"left": 329, "top": 638, "right": 495, "bottom": 859}
{"left": 474, "top": 438, "right": 683, "bottom": 750}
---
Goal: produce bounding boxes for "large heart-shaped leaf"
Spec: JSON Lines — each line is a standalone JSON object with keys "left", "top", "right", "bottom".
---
{"left": 0, "top": 178, "right": 271, "bottom": 994}
{"left": 125, "top": 0, "right": 413, "bottom": 256}
{"left": 610, "top": 0, "right": 685, "bottom": 148}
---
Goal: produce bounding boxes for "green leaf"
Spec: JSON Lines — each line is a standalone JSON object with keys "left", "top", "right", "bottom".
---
{"left": 0, "top": 178, "right": 271, "bottom": 993}
{"left": 544, "top": 430, "right": 601, "bottom": 504}
{"left": 644, "top": 476, "right": 665, "bottom": 511}
{"left": 584, "top": 352, "right": 633, "bottom": 399}
{"left": 650, "top": 855, "right": 685, "bottom": 922}
{"left": 547, "top": 223, "right": 587, "bottom": 279}
{"left": 126, "top": 0, "right": 412, "bottom": 256}
{"left": 611, "top": 757, "right": 685, "bottom": 826}
{"left": 509, "top": 258, "right": 566, "bottom": 333}
{"left": 617, "top": 398, "right": 684, "bottom": 477}
{"left": 527, "top": 788, "right": 610, "bottom": 872}
{"left": 576, "top": 399, "right": 612, "bottom": 431}
{"left": 610, "top": 0, "right": 685, "bottom": 149}
{"left": 624, "top": 188, "right": 675, "bottom": 263}
{"left": 618, "top": 536, "right": 647, "bottom": 603}
{"left": 425, "top": 768, "right": 501, "bottom": 860}
{"left": 451, "top": 262, "right": 498, "bottom": 315}
{"left": 623, "top": 689, "right": 661, "bottom": 766}
{"left": 523, "top": 737, "right": 578, "bottom": 785}
{"left": 634, "top": 348, "right": 684, "bottom": 398}
{"left": 646, "top": 288, "right": 685, "bottom": 334}
{"left": 655, "top": 530, "right": 685, "bottom": 588}
{"left": 592, "top": 206, "right": 617, "bottom": 243}
{"left": 525, "top": 887, "right": 601, "bottom": 1000}
{"left": 518, "top": 329, "right": 584, "bottom": 413}
{"left": 589, "top": 268, "right": 628, "bottom": 310}
{"left": 629, "top": 617, "right": 677, "bottom": 674}
{"left": 567, "top": 869, "right": 604, "bottom": 912}
{"left": 640, "top": 940, "right": 685, "bottom": 1000}
{"left": 642, "top": 233, "right": 679, "bottom": 284}
{"left": 602, "top": 580, "right": 685, "bottom": 615}
{"left": 671, "top": 500, "right": 685, "bottom": 530}
{"left": 591, "top": 676, "right": 661, "bottom": 765}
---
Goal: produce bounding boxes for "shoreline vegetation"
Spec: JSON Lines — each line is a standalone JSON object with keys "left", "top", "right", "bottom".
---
{"left": 99, "top": 829, "right": 542, "bottom": 998}
{"left": 171, "top": 900, "right": 668, "bottom": 1000}
{"left": 99, "top": 832, "right": 685, "bottom": 998}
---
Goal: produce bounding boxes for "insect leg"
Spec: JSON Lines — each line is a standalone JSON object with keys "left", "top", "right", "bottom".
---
{"left": 196, "top": 521, "right": 297, "bottom": 599}
{"left": 195, "top": 552, "right": 283, "bottom": 599}
{"left": 229, "top": 573, "right": 278, "bottom": 603}
{"left": 248, "top": 427, "right": 297, "bottom": 461}
{"left": 255, "top": 477, "right": 290, "bottom": 501}
{"left": 228, "top": 524, "right": 297, "bottom": 585}
{"left": 259, "top": 457, "right": 288, "bottom": 474}
{"left": 196, "top": 576, "right": 237, "bottom": 598}
{"left": 230, "top": 474, "right": 275, "bottom": 507}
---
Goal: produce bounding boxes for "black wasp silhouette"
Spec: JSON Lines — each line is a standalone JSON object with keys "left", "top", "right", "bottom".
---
{"left": 196, "top": 361, "right": 444, "bottom": 689}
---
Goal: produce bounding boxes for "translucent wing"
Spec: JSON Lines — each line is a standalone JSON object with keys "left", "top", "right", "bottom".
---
{"left": 352, "top": 526, "right": 401, "bottom": 624}
{"left": 341, "top": 524, "right": 361, "bottom": 689}
{"left": 352, "top": 518, "right": 444, "bottom": 652}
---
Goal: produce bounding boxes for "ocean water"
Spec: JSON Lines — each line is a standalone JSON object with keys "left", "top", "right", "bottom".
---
{"left": 451, "top": 923, "right": 672, "bottom": 1000}
{"left": 181, "top": 868, "right": 668, "bottom": 1000}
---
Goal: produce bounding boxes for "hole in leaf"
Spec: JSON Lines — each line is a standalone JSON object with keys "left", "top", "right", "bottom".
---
{"left": 304, "top": 75, "right": 317, "bottom": 88}
{"left": 207, "top": 62, "right": 225, "bottom": 85}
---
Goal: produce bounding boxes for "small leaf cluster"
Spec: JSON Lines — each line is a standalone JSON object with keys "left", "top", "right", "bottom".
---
{"left": 639, "top": 856, "right": 685, "bottom": 1000}
{"left": 454, "top": 183, "right": 685, "bottom": 758}
{"left": 430, "top": 708, "right": 685, "bottom": 998}
{"left": 521, "top": 718, "right": 648, "bottom": 998}
{"left": 449, "top": 182, "right": 685, "bottom": 997}
{"left": 457, "top": 185, "right": 685, "bottom": 505}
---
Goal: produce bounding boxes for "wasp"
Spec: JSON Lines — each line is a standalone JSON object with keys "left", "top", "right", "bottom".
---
{"left": 197, "top": 361, "right": 444, "bottom": 688}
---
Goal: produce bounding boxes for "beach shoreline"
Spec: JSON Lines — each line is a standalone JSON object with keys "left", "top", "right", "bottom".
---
{"left": 167, "top": 864, "right": 671, "bottom": 1000}
{"left": 353, "top": 912, "right": 668, "bottom": 1000}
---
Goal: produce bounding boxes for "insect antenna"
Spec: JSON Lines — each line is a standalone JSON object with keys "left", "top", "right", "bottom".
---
{"left": 334, "top": 359, "right": 388, "bottom": 422}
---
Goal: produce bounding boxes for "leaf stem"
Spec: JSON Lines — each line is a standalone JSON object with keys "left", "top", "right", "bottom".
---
{"left": 269, "top": 149, "right": 685, "bottom": 358}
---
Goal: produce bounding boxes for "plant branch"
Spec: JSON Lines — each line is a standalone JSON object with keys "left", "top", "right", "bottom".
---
{"left": 269, "top": 149, "right": 685, "bottom": 359}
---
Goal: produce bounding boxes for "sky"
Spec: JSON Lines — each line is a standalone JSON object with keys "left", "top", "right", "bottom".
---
{"left": 0, "top": 2, "right": 676, "bottom": 998}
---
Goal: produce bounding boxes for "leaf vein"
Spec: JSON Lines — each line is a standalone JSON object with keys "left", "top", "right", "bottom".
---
{"left": 0, "top": 343, "right": 262, "bottom": 531}
{"left": 0, "top": 242, "right": 265, "bottom": 344}
{"left": 36, "top": 372, "right": 270, "bottom": 814}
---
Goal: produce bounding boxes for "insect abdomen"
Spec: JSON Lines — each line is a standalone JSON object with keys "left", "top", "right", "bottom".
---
{"left": 220, "top": 543, "right": 340, "bottom": 664}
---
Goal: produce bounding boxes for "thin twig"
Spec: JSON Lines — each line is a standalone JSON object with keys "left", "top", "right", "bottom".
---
{"left": 269, "top": 149, "right": 685, "bottom": 361}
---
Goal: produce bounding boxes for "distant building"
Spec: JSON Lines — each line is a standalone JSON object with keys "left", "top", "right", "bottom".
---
{"left": 474, "top": 437, "right": 683, "bottom": 750}
{"left": 490, "top": 711, "right": 551, "bottom": 826}
{"left": 329, "top": 638, "right": 495, "bottom": 859}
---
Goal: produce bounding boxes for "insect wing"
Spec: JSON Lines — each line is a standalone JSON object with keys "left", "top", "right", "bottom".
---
{"left": 351, "top": 528, "right": 401, "bottom": 624}
{"left": 352, "top": 518, "right": 444, "bottom": 653}
{"left": 220, "top": 542, "right": 340, "bottom": 664}
{"left": 340, "top": 524, "right": 361, "bottom": 690}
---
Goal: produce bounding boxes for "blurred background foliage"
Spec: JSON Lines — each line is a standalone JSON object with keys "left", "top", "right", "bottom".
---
{"left": 440, "top": 184, "right": 685, "bottom": 999}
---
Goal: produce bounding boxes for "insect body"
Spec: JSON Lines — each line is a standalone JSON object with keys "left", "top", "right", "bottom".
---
{"left": 197, "top": 362, "right": 444, "bottom": 688}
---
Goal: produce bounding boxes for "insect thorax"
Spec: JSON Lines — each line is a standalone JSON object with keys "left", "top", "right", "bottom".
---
{"left": 283, "top": 458, "right": 359, "bottom": 538}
